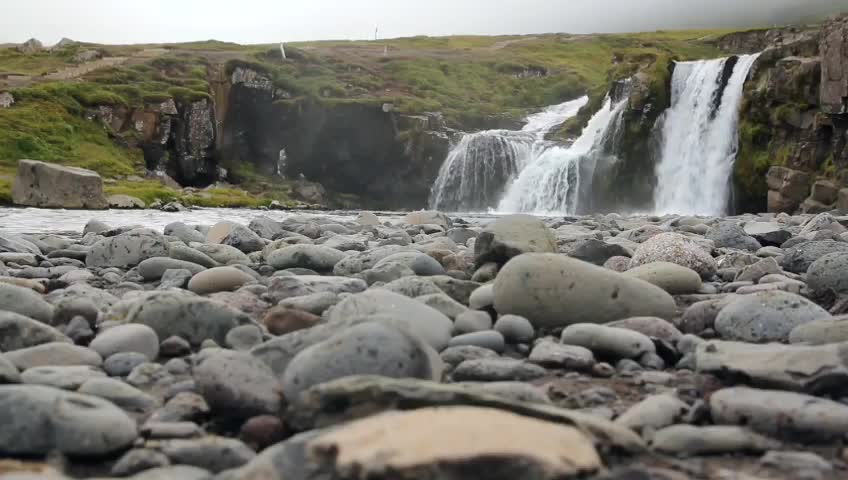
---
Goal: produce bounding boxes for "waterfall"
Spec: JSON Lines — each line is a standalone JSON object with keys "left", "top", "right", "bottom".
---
{"left": 653, "top": 54, "right": 761, "bottom": 215}
{"left": 428, "top": 96, "right": 588, "bottom": 212}
{"left": 497, "top": 96, "right": 629, "bottom": 215}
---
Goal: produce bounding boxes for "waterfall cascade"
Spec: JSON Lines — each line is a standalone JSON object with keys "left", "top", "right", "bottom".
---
{"left": 497, "top": 97, "right": 629, "bottom": 215}
{"left": 428, "top": 97, "right": 588, "bottom": 211}
{"left": 653, "top": 54, "right": 761, "bottom": 215}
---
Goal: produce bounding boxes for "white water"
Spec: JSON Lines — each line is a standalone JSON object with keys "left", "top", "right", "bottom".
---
{"left": 429, "top": 96, "right": 588, "bottom": 211}
{"left": 497, "top": 96, "right": 629, "bottom": 215}
{"left": 653, "top": 54, "right": 761, "bottom": 215}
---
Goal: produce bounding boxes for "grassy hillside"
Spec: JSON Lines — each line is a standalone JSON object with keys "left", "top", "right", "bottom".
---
{"left": 0, "top": 30, "right": 735, "bottom": 205}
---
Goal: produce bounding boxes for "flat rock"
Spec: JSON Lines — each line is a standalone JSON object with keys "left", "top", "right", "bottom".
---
{"left": 308, "top": 407, "right": 601, "bottom": 480}
{"left": 267, "top": 244, "right": 346, "bottom": 272}
{"left": 652, "top": 425, "right": 779, "bottom": 455}
{"left": 494, "top": 254, "right": 676, "bottom": 329}
{"left": 706, "top": 222, "right": 762, "bottom": 251}
{"left": 606, "top": 316, "right": 683, "bottom": 343}
{"left": 0, "top": 385, "right": 137, "bottom": 455}
{"left": 286, "top": 375, "right": 645, "bottom": 453}
{"left": 614, "top": 393, "right": 688, "bottom": 434}
{"left": 695, "top": 340, "right": 848, "bottom": 394}
{"left": 630, "top": 232, "right": 717, "bottom": 279}
{"left": 159, "top": 437, "right": 255, "bottom": 473}
{"left": 452, "top": 358, "right": 546, "bottom": 381}
{"left": 448, "top": 331, "right": 505, "bottom": 352}
{"left": 789, "top": 315, "right": 848, "bottom": 344}
{"left": 77, "top": 377, "right": 158, "bottom": 411}
{"left": 20, "top": 365, "right": 106, "bottom": 389}
{"left": 266, "top": 275, "right": 366, "bottom": 303}
{"left": 87, "top": 229, "right": 170, "bottom": 268}
{"left": 711, "top": 386, "right": 848, "bottom": 441}
{"left": 714, "top": 291, "right": 830, "bottom": 342}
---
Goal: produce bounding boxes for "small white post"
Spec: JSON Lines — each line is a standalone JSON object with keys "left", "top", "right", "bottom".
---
{"left": 280, "top": 43, "right": 286, "bottom": 60}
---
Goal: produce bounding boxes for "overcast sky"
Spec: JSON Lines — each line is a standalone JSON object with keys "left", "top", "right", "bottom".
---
{"left": 2, "top": 0, "right": 846, "bottom": 45}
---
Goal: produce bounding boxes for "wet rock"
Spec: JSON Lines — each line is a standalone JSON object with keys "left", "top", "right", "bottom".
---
{"left": 0, "top": 385, "right": 137, "bottom": 455}
{"left": 630, "top": 232, "right": 716, "bottom": 279}
{"left": 448, "top": 331, "right": 505, "bottom": 352}
{"left": 159, "top": 437, "right": 256, "bottom": 473}
{"left": 781, "top": 240, "right": 848, "bottom": 273}
{"left": 0, "top": 311, "right": 70, "bottom": 351}
{"left": 308, "top": 407, "right": 601, "bottom": 480}
{"left": 652, "top": 424, "right": 779, "bottom": 455}
{"left": 474, "top": 214, "right": 557, "bottom": 266}
{"left": 561, "top": 324, "right": 655, "bottom": 359}
{"left": 614, "top": 393, "right": 689, "bottom": 434}
{"left": 0, "top": 283, "right": 54, "bottom": 323}
{"left": 714, "top": 291, "right": 830, "bottom": 342}
{"left": 195, "top": 348, "right": 281, "bottom": 418}
{"left": 325, "top": 289, "right": 453, "bottom": 351}
{"left": 282, "top": 322, "right": 441, "bottom": 404}
{"left": 86, "top": 229, "right": 170, "bottom": 268}
{"left": 138, "top": 257, "right": 206, "bottom": 281}
{"left": 90, "top": 324, "right": 159, "bottom": 360}
{"left": 491, "top": 315, "right": 533, "bottom": 344}
{"left": 452, "top": 358, "right": 546, "bottom": 381}
{"left": 622, "top": 261, "right": 702, "bottom": 294}
{"left": 528, "top": 339, "right": 595, "bottom": 370}
{"left": 696, "top": 340, "right": 848, "bottom": 394}
{"left": 126, "top": 291, "right": 248, "bottom": 346}
{"left": 711, "top": 386, "right": 848, "bottom": 441}
{"left": 494, "top": 254, "right": 675, "bottom": 329}
{"left": 187, "top": 266, "right": 254, "bottom": 295}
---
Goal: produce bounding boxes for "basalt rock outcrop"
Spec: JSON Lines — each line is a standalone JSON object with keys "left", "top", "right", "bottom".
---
{"left": 220, "top": 66, "right": 451, "bottom": 209}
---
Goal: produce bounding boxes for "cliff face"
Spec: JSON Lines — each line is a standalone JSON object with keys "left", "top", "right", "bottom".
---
{"left": 732, "top": 15, "right": 848, "bottom": 214}
{"left": 220, "top": 67, "right": 450, "bottom": 209}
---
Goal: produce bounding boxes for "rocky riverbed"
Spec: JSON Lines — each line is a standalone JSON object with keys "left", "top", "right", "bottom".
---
{"left": 1, "top": 209, "right": 848, "bottom": 479}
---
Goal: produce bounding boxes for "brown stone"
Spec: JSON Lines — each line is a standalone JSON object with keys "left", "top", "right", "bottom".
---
{"left": 811, "top": 179, "right": 839, "bottom": 205}
{"left": 239, "top": 415, "right": 288, "bottom": 451}
{"left": 837, "top": 188, "right": 848, "bottom": 214}
{"left": 262, "top": 306, "right": 322, "bottom": 335}
{"left": 766, "top": 166, "right": 811, "bottom": 213}
{"left": 309, "top": 407, "right": 602, "bottom": 480}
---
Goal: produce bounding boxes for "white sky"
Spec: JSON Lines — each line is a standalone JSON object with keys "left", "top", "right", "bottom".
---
{"left": 2, "top": 0, "right": 846, "bottom": 45}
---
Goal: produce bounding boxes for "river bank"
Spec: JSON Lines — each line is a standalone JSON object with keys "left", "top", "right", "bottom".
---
{"left": 1, "top": 209, "right": 847, "bottom": 478}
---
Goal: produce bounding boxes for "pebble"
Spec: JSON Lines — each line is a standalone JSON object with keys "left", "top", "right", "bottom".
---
{"left": 453, "top": 310, "right": 493, "bottom": 333}
{"left": 493, "top": 314, "right": 535, "bottom": 343}
{"left": 448, "top": 330, "right": 506, "bottom": 352}
{"left": 528, "top": 339, "right": 595, "bottom": 370}
{"left": 561, "top": 324, "right": 656, "bottom": 359}
{"left": 90, "top": 324, "right": 160, "bottom": 360}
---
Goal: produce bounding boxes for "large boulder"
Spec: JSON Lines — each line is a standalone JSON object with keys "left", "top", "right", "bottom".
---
{"left": 474, "top": 214, "right": 557, "bottom": 266}
{"left": 12, "top": 160, "right": 107, "bottom": 209}
{"left": 0, "top": 385, "right": 137, "bottom": 455}
{"left": 493, "top": 253, "right": 676, "bottom": 329}
{"left": 86, "top": 229, "right": 170, "bottom": 268}
{"left": 714, "top": 291, "right": 830, "bottom": 342}
{"left": 806, "top": 252, "right": 848, "bottom": 303}
{"left": 821, "top": 15, "right": 848, "bottom": 114}
{"left": 630, "top": 232, "right": 716, "bottom": 279}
